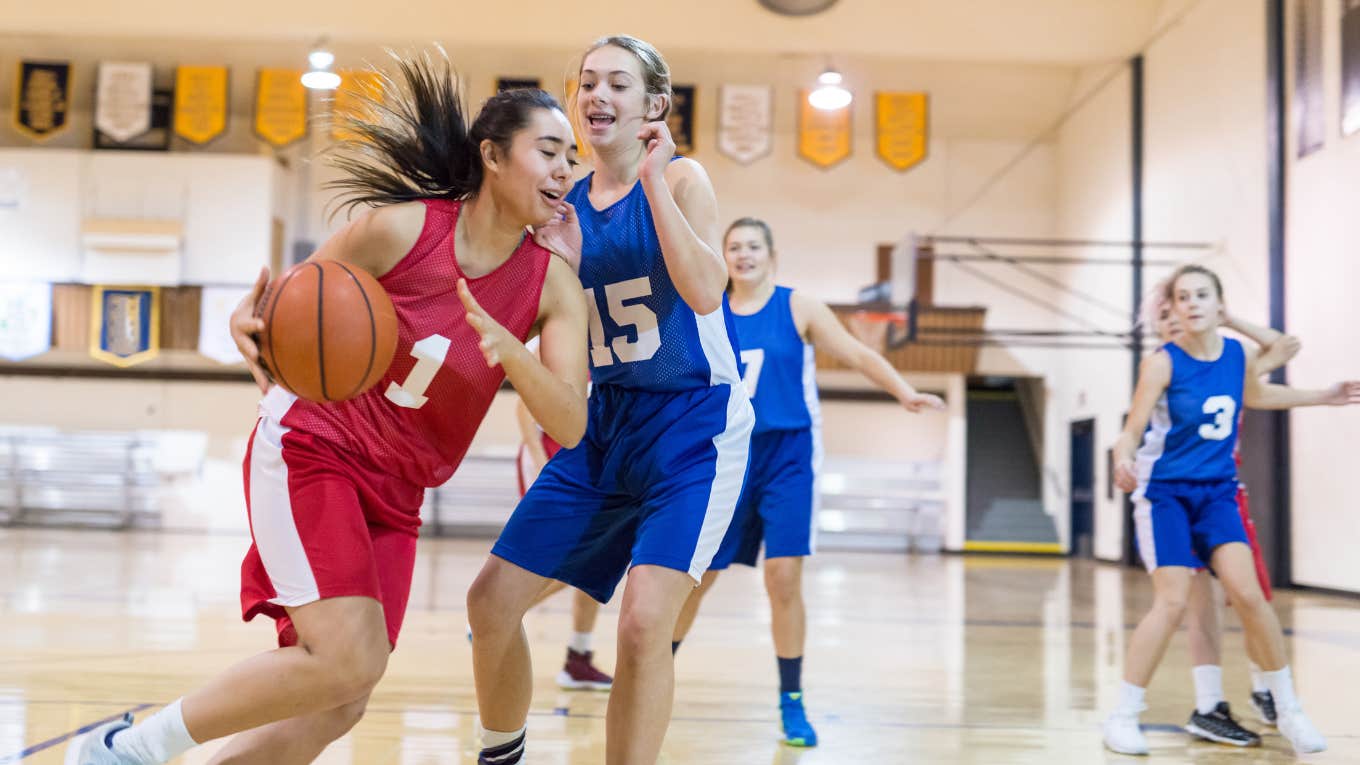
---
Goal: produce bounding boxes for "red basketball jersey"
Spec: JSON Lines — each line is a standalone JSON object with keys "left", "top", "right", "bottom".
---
{"left": 261, "top": 199, "right": 550, "bottom": 492}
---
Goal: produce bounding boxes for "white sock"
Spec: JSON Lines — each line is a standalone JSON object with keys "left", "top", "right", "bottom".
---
{"left": 1249, "top": 662, "right": 1268, "bottom": 693}
{"left": 1263, "top": 666, "right": 1300, "bottom": 712}
{"left": 568, "top": 631, "right": 593, "bottom": 654}
{"left": 109, "top": 699, "right": 198, "bottom": 764}
{"left": 1192, "top": 665, "right": 1224, "bottom": 714}
{"left": 1116, "top": 681, "right": 1146, "bottom": 716}
{"left": 479, "top": 725, "right": 526, "bottom": 762}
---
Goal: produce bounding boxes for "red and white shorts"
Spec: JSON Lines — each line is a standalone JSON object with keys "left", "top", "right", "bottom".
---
{"left": 1237, "top": 484, "right": 1273, "bottom": 602}
{"left": 240, "top": 416, "right": 423, "bottom": 648}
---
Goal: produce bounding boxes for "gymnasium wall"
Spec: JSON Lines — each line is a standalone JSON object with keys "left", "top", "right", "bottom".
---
{"left": 1285, "top": 0, "right": 1360, "bottom": 593}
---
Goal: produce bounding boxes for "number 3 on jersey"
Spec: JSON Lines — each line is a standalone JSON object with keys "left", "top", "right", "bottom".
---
{"left": 1198, "top": 395, "right": 1237, "bottom": 441}
{"left": 585, "top": 277, "right": 661, "bottom": 367}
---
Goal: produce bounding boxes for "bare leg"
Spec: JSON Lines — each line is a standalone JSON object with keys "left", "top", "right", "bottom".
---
{"left": 1211, "top": 543, "right": 1286, "bottom": 671}
{"left": 205, "top": 695, "right": 369, "bottom": 765}
{"left": 466, "top": 556, "right": 552, "bottom": 733}
{"left": 573, "top": 588, "right": 602, "bottom": 634}
{"left": 606, "top": 565, "right": 698, "bottom": 765}
{"left": 671, "top": 569, "right": 721, "bottom": 643}
{"left": 1123, "top": 567, "right": 1193, "bottom": 687}
{"left": 764, "top": 557, "right": 806, "bottom": 660}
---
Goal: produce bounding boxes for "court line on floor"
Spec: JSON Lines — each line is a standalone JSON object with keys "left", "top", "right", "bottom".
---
{"left": 0, "top": 703, "right": 153, "bottom": 763}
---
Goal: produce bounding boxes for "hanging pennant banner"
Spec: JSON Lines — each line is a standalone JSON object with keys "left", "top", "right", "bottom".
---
{"left": 255, "top": 68, "right": 307, "bottom": 148}
{"left": 331, "top": 70, "right": 385, "bottom": 141}
{"left": 718, "top": 85, "right": 772, "bottom": 165}
{"left": 14, "top": 60, "right": 71, "bottom": 141}
{"left": 0, "top": 282, "right": 53, "bottom": 361}
{"left": 90, "top": 285, "right": 160, "bottom": 367}
{"left": 497, "top": 77, "right": 541, "bottom": 93}
{"left": 96, "top": 61, "right": 154, "bottom": 143}
{"left": 174, "top": 65, "right": 229, "bottom": 145}
{"left": 565, "top": 78, "right": 591, "bottom": 159}
{"left": 875, "top": 92, "right": 928, "bottom": 171}
{"left": 797, "top": 89, "right": 851, "bottom": 168}
{"left": 666, "top": 84, "right": 695, "bottom": 155}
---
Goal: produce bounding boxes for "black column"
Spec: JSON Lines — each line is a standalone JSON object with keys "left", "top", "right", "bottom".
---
{"left": 1265, "top": 0, "right": 1292, "bottom": 586}
{"left": 1124, "top": 55, "right": 1145, "bottom": 567}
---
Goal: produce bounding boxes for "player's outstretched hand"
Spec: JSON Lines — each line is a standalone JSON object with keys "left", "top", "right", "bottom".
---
{"left": 230, "top": 266, "right": 272, "bottom": 393}
{"left": 458, "top": 278, "right": 518, "bottom": 368}
{"left": 903, "top": 392, "right": 946, "bottom": 413}
{"left": 1325, "top": 380, "right": 1360, "bottom": 406}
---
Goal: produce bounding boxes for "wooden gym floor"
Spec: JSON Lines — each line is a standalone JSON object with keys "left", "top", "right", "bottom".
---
{"left": 2, "top": 528, "right": 1357, "bottom": 763}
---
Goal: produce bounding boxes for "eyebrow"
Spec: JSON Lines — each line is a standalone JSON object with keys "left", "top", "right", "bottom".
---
{"left": 580, "top": 69, "right": 634, "bottom": 77}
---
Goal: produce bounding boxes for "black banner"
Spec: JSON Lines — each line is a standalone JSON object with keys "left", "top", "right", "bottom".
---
{"left": 1343, "top": 0, "right": 1360, "bottom": 136}
{"left": 496, "top": 77, "right": 541, "bottom": 93}
{"left": 14, "top": 60, "right": 71, "bottom": 140}
{"left": 667, "top": 84, "right": 695, "bottom": 155}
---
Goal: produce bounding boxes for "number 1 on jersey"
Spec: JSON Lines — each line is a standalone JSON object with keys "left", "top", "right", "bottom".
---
{"left": 385, "top": 334, "right": 451, "bottom": 409}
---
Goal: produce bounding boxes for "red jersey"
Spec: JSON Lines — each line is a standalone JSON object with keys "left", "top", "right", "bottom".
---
{"left": 260, "top": 198, "right": 550, "bottom": 491}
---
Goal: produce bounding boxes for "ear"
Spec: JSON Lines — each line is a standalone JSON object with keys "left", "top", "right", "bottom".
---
{"left": 480, "top": 139, "right": 501, "bottom": 175}
{"left": 645, "top": 93, "right": 670, "bottom": 122}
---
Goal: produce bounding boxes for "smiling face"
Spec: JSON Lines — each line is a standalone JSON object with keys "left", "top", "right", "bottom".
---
{"left": 482, "top": 106, "right": 578, "bottom": 227}
{"left": 576, "top": 41, "right": 668, "bottom": 153}
{"left": 725, "top": 224, "right": 774, "bottom": 290}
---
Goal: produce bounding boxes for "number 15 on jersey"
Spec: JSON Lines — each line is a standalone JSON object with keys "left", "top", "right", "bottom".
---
{"left": 585, "top": 277, "right": 661, "bottom": 367}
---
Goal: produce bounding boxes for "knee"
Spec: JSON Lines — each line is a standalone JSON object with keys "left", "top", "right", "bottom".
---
{"left": 466, "top": 571, "right": 517, "bottom": 636}
{"left": 1154, "top": 592, "right": 1189, "bottom": 622}
{"left": 617, "top": 603, "right": 671, "bottom": 660}
{"left": 333, "top": 641, "right": 388, "bottom": 703}
{"left": 1226, "top": 583, "right": 1267, "bottom": 613}
{"left": 322, "top": 695, "right": 371, "bottom": 740}
{"left": 763, "top": 562, "right": 802, "bottom": 606}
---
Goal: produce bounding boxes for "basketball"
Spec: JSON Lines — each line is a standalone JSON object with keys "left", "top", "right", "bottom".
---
{"left": 256, "top": 260, "right": 398, "bottom": 402}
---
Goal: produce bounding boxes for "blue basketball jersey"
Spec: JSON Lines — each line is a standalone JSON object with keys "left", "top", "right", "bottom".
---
{"left": 565, "top": 174, "right": 742, "bottom": 391}
{"left": 732, "top": 286, "right": 820, "bottom": 434}
{"left": 1142, "top": 337, "right": 1245, "bottom": 483}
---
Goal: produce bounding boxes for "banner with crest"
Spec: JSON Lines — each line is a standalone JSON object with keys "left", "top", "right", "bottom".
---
{"left": 718, "top": 85, "right": 772, "bottom": 165}
{"left": 875, "top": 92, "right": 928, "bottom": 171}
{"left": 14, "top": 61, "right": 71, "bottom": 141}
{"left": 797, "top": 90, "right": 851, "bottom": 168}
{"left": 174, "top": 66, "right": 229, "bottom": 145}
{"left": 90, "top": 286, "right": 160, "bottom": 367}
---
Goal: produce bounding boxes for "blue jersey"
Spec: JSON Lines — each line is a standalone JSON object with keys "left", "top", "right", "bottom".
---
{"left": 1140, "top": 337, "right": 1245, "bottom": 483}
{"left": 733, "top": 286, "right": 820, "bottom": 434}
{"left": 565, "top": 174, "right": 742, "bottom": 391}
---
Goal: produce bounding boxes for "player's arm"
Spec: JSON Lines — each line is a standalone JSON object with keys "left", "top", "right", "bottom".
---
{"left": 793, "top": 292, "right": 944, "bottom": 413}
{"left": 1241, "top": 345, "right": 1360, "bottom": 409}
{"left": 1112, "top": 351, "right": 1172, "bottom": 493}
{"left": 228, "top": 202, "right": 425, "bottom": 392}
{"left": 515, "top": 397, "right": 550, "bottom": 470}
{"left": 1224, "top": 312, "right": 1300, "bottom": 375}
{"left": 460, "top": 256, "right": 589, "bottom": 447}
{"left": 641, "top": 148, "right": 728, "bottom": 315}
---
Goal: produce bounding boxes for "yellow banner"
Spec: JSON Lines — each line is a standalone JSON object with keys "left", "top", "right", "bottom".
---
{"left": 797, "top": 90, "right": 851, "bottom": 168}
{"left": 254, "top": 68, "right": 307, "bottom": 147}
{"left": 876, "top": 92, "right": 928, "bottom": 171}
{"left": 174, "top": 65, "right": 228, "bottom": 144}
{"left": 565, "top": 78, "right": 591, "bottom": 159}
{"left": 331, "top": 70, "right": 385, "bottom": 141}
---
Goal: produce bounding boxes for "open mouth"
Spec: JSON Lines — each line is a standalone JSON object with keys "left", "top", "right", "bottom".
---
{"left": 587, "top": 113, "right": 616, "bottom": 128}
{"left": 539, "top": 189, "right": 563, "bottom": 204}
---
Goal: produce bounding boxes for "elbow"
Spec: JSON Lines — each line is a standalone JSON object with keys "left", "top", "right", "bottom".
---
{"left": 556, "top": 408, "right": 588, "bottom": 450}
{"left": 687, "top": 290, "right": 724, "bottom": 316}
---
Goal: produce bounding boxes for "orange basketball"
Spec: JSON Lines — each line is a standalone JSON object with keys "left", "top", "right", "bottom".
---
{"left": 256, "top": 260, "right": 398, "bottom": 403}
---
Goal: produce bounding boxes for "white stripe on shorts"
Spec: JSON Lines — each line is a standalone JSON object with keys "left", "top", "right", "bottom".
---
{"left": 249, "top": 416, "right": 321, "bottom": 607}
{"left": 1131, "top": 486, "right": 1157, "bottom": 572}
{"left": 688, "top": 385, "right": 756, "bottom": 581}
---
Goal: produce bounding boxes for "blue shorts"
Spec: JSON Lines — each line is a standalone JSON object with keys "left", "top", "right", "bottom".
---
{"left": 491, "top": 383, "right": 753, "bottom": 603}
{"left": 1132, "top": 478, "right": 1248, "bottom": 572}
{"left": 711, "top": 427, "right": 819, "bottom": 570}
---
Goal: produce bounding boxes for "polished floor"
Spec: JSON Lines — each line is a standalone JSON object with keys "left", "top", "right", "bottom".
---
{"left": 1, "top": 529, "right": 1357, "bottom": 763}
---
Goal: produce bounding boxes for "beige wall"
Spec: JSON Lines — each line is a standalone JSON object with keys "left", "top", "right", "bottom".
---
{"left": 1286, "top": 0, "right": 1360, "bottom": 592}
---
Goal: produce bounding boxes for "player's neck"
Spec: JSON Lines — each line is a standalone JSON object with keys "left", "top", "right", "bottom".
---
{"left": 1175, "top": 329, "right": 1224, "bottom": 361}
{"left": 590, "top": 142, "right": 646, "bottom": 191}
{"left": 729, "top": 279, "right": 776, "bottom": 314}
{"left": 456, "top": 194, "right": 527, "bottom": 277}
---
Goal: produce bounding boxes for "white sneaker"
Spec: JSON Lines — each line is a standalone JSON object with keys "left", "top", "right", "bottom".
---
{"left": 64, "top": 714, "right": 139, "bottom": 765}
{"left": 1278, "top": 708, "right": 1327, "bottom": 754}
{"left": 1103, "top": 711, "right": 1149, "bottom": 756}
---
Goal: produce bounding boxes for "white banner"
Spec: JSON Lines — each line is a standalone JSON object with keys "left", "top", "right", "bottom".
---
{"left": 96, "top": 61, "right": 153, "bottom": 143}
{"left": 198, "top": 286, "right": 248, "bottom": 364}
{"left": 0, "top": 282, "right": 52, "bottom": 361}
{"left": 718, "top": 85, "right": 773, "bottom": 165}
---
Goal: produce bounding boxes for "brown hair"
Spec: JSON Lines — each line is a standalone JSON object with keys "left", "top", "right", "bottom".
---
{"left": 724, "top": 217, "right": 774, "bottom": 253}
{"left": 1166, "top": 263, "right": 1224, "bottom": 300}
{"left": 578, "top": 35, "right": 672, "bottom": 120}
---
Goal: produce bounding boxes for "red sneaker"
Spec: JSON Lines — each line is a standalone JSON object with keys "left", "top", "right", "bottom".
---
{"left": 555, "top": 648, "right": 613, "bottom": 691}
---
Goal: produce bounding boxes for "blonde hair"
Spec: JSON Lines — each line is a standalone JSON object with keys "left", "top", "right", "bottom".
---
{"left": 579, "top": 35, "right": 672, "bottom": 120}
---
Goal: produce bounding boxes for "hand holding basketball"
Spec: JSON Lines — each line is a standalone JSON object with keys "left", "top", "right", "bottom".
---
{"left": 903, "top": 392, "right": 946, "bottom": 413}
{"left": 458, "top": 278, "right": 518, "bottom": 368}
{"left": 1114, "top": 458, "right": 1138, "bottom": 493}
{"left": 230, "top": 266, "right": 272, "bottom": 393}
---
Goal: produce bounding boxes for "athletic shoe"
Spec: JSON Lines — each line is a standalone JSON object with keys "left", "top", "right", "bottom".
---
{"left": 1250, "top": 690, "right": 1277, "bottom": 726}
{"left": 1103, "top": 710, "right": 1148, "bottom": 755}
{"left": 555, "top": 648, "right": 613, "bottom": 691}
{"left": 780, "top": 691, "right": 818, "bottom": 747}
{"left": 1278, "top": 707, "right": 1327, "bottom": 754}
{"left": 64, "top": 714, "right": 138, "bottom": 765}
{"left": 1184, "top": 702, "right": 1260, "bottom": 746}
